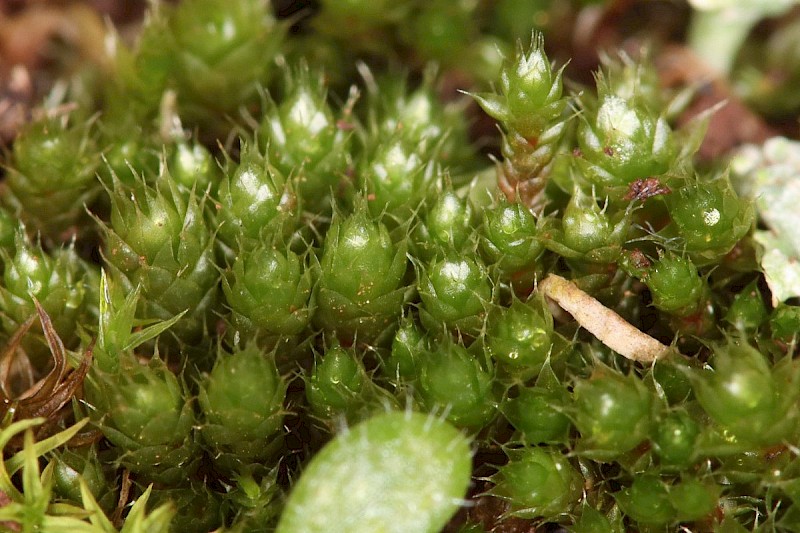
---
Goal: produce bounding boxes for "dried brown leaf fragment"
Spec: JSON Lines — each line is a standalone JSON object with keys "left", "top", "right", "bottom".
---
{"left": 539, "top": 273, "right": 671, "bottom": 363}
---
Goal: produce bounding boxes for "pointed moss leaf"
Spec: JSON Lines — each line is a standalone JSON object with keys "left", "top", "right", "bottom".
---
{"left": 98, "top": 269, "right": 139, "bottom": 353}
{"left": 0, "top": 417, "right": 45, "bottom": 452}
{"left": 123, "top": 309, "right": 188, "bottom": 352}
{"left": 5, "top": 419, "right": 89, "bottom": 478}
{"left": 99, "top": 271, "right": 187, "bottom": 351}
{"left": 121, "top": 485, "right": 175, "bottom": 533}
{"left": 0, "top": 419, "right": 43, "bottom": 501}
{"left": 79, "top": 478, "right": 115, "bottom": 531}
{"left": 38, "top": 516, "right": 102, "bottom": 533}
{"left": 97, "top": 270, "right": 186, "bottom": 372}
{"left": 276, "top": 411, "right": 471, "bottom": 533}
{"left": 21, "top": 430, "right": 44, "bottom": 514}
{"left": 467, "top": 92, "right": 508, "bottom": 123}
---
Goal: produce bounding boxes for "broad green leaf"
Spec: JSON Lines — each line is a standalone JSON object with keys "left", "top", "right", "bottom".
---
{"left": 276, "top": 411, "right": 471, "bottom": 533}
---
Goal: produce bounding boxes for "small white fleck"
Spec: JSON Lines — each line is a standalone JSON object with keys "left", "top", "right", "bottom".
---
{"left": 703, "top": 208, "right": 721, "bottom": 226}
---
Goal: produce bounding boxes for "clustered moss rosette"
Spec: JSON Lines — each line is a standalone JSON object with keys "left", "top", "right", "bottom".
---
{"left": 312, "top": 200, "right": 409, "bottom": 345}
{"left": 0, "top": 228, "right": 97, "bottom": 366}
{"left": 221, "top": 238, "right": 314, "bottom": 345}
{"left": 501, "top": 361, "right": 572, "bottom": 444}
{"left": 106, "top": 0, "right": 284, "bottom": 131}
{"left": 215, "top": 142, "right": 299, "bottom": 257}
{"left": 102, "top": 176, "right": 218, "bottom": 350}
{"left": 258, "top": 64, "right": 351, "bottom": 214}
{"left": 2, "top": 2, "right": 798, "bottom": 530}
{"left": 479, "top": 196, "right": 543, "bottom": 282}
{"left": 470, "top": 34, "right": 569, "bottom": 211}
{"left": 575, "top": 75, "right": 676, "bottom": 192}
{"left": 411, "top": 180, "right": 476, "bottom": 262}
{"left": 86, "top": 355, "right": 198, "bottom": 485}
{"left": 355, "top": 75, "right": 475, "bottom": 226}
{"left": 489, "top": 446, "right": 583, "bottom": 520}
{"left": 305, "top": 343, "right": 398, "bottom": 427}
{"left": 4, "top": 115, "right": 101, "bottom": 242}
{"left": 199, "top": 343, "right": 287, "bottom": 474}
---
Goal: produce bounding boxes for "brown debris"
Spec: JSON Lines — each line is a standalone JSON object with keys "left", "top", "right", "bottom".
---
{"left": 0, "top": 489, "right": 20, "bottom": 532}
{"left": 0, "top": 300, "right": 93, "bottom": 437}
{"left": 628, "top": 248, "right": 651, "bottom": 269}
{"left": 623, "top": 177, "right": 671, "bottom": 201}
{"left": 0, "top": 2, "right": 109, "bottom": 143}
{"left": 656, "top": 44, "right": 777, "bottom": 161}
{"left": 540, "top": 273, "right": 671, "bottom": 362}
{"left": 0, "top": 65, "right": 32, "bottom": 144}
{"left": 111, "top": 470, "right": 133, "bottom": 529}
{"left": 0, "top": 3, "right": 108, "bottom": 70}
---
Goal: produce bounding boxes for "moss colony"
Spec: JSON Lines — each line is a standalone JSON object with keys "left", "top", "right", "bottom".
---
{"left": 1, "top": 0, "right": 800, "bottom": 531}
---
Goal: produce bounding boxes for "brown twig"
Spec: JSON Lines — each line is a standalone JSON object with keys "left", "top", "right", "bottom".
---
{"left": 539, "top": 274, "right": 671, "bottom": 363}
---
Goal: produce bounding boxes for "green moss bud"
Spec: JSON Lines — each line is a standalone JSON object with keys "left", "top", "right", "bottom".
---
{"left": 643, "top": 253, "right": 707, "bottom": 317}
{"left": 577, "top": 90, "right": 674, "bottom": 187}
{"left": 405, "top": 0, "right": 476, "bottom": 63}
{"left": 614, "top": 475, "right": 674, "bottom": 526}
{"left": 358, "top": 135, "right": 433, "bottom": 224}
{"left": 724, "top": 279, "right": 768, "bottom": 331}
{"left": 417, "top": 337, "right": 496, "bottom": 430}
{"left": 665, "top": 176, "right": 754, "bottom": 261}
{"left": 98, "top": 127, "right": 161, "bottom": 188}
{"left": 502, "top": 386, "right": 571, "bottom": 444}
{"left": 306, "top": 344, "right": 395, "bottom": 425}
{"left": 313, "top": 202, "right": 408, "bottom": 344}
{"left": 4, "top": 115, "right": 100, "bottom": 241}
{"left": 486, "top": 296, "right": 553, "bottom": 372}
{"left": 491, "top": 447, "right": 582, "bottom": 519}
{"left": 771, "top": 303, "right": 800, "bottom": 342}
{"left": 469, "top": 34, "right": 569, "bottom": 212}
{"left": 386, "top": 317, "right": 427, "bottom": 380}
{"left": 169, "top": 141, "right": 220, "bottom": 192}
{"left": 149, "top": 482, "right": 223, "bottom": 533}
{"left": 200, "top": 343, "right": 286, "bottom": 471}
{"left": 260, "top": 65, "right": 350, "bottom": 212}
{"left": 222, "top": 241, "right": 314, "bottom": 341}
{"left": 652, "top": 410, "right": 699, "bottom": 468}
{"left": 169, "top": 0, "right": 284, "bottom": 128}
{"left": 472, "top": 34, "right": 566, "bottom": 138}
{"left": 52, "top": 447, "right": 115, "bottom": 513}
{"left": 88, "top": 356, "right": 197, "bottom": 485}
{"left": 226, "top": 470, "right": 283, "bottom": 532}
{"left": 562, "top": 189, "right": 613, "bottom": 254}
{"left": 669, "top": 478, "right": 719, "bottom": 522}
{"left": 502, "top": 363, "right": 571, "bottom": 443}
{"left": 573, "top": 369, "right": 655, "bottom": 458}
{"left": 0, "top": 229, "right": 95, "bottom": 365}
{"left": 418, "top": 255, "right": 492, "bottom": 336}
{"left": 480, "top": 197, "right": 542, "bottom": 276}
{"left": 369, "top": 76, "right": 476, "bottom": 172}
{"left": 104, "top": 178, "right": 218, "bottom": 348}
{"left": 690, "top": 340, "right": 798, "bottom": 445}
{"left": 306, "top": 345, "right": 366, "bottom": 422}
{"left": 412, "top": 183, "right": 475, "bottom": 261}
{"left": 215, "top": 143, "right": 298, "bottom": 253}
{"left": 572, "top": 505, "right": 623, "bottom": 533}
